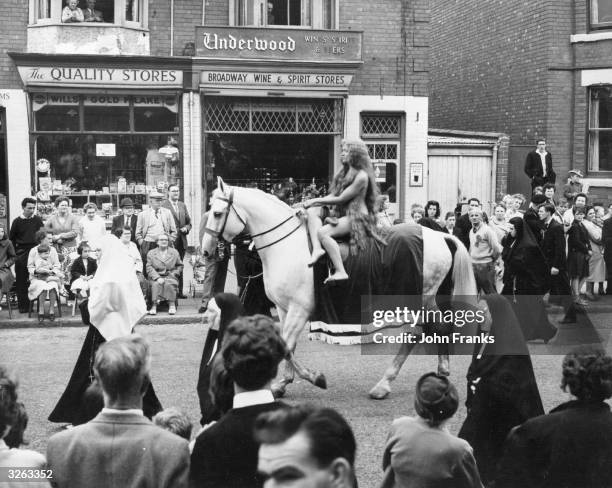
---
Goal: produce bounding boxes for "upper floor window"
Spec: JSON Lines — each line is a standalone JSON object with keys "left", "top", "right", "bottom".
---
{"left": 30, "top": 0, "right": 146, "bottom": 28}
{"left": 233, "top": 0, "right": 337, "bottom": 29}
{"left": 591, "top": 0, "right": 612, "bottom": 29}
{"left": 588, "top": 86, "right": 612, "bottom": 172}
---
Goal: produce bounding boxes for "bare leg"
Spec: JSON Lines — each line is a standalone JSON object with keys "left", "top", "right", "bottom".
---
{"left": 318, "top": 218, "right": 351, "bottom": 282}
{"left": 306, "top": 207, "right": 326, "bottom": 266}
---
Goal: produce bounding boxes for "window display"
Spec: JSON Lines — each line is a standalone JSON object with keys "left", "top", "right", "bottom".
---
{"left": 32, "top": 93, "right": 180, "bottom": 218}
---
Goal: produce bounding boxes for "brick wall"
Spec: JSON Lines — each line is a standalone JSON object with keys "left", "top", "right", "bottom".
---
{"left": 341, "top": 0, "right": 429, "bottom": 97}
{"left": 0, "top": 4, "right": 27, "bottom": 89}
{"left": 430, "top": 0, "right": 552, "bottom": 144}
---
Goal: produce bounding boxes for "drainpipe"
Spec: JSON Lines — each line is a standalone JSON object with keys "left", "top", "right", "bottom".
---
{"left": 170, "top": 0, "right": 175, "bottom": 56}
{"left": 202, "top": 0, "right": 206, "bottom": 25}
{"left": 491, "top": 140, "right": 499, "bottom": 207}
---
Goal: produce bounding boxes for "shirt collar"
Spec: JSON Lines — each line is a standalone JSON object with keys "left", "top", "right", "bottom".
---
{"left": 232, "top": 389, "right": 275, "bottom": 409}
{"left": 101, "top": 408, "right": 144, "bottom": 416}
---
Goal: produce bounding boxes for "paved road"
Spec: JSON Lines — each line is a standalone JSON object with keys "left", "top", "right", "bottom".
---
{"left": 2, "top": 312, "right": 611, "bottom": 486}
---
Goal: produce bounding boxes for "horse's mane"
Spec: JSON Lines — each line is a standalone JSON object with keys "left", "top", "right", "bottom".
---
{"left": 231, "top": 185, "right": 295, "bottom": 214}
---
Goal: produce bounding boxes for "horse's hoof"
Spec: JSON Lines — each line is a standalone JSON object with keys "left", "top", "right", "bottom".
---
{"left": 437, "top": 363, "right": 450, "bottom": 376}
{"left": 314, "top": 373, "right": 327, "bottom": 389}
{"left": 369, "top": 384, "right": 390, "bottom": 400}
{"left": 271, "top": 384, "right": 286, "bottom": 398}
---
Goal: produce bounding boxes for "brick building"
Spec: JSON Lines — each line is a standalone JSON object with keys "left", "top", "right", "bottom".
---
{"left": 430, "top": 0, "right": 612, "bottom": 203}
{"left": 0, "top": 0, "right": 431, "bottom": 235}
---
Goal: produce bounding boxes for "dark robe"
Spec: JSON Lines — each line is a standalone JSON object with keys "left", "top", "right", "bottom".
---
{"left": 459, "top": 294, "right": 544, "bottom": 486}
{"left": 48, "top": 300, "right": 162, "bottom": 424}
{"left": 501, "top": 217, "right": 556, "bottom": 342}
{"left": 197, "top": 293, "right": 243, "bottom": 426}
{"left": 417, "top": 216, "right": 446, "bottom": 233}
{"left": 234, "top": 239, "right": 274, "bottom": 316}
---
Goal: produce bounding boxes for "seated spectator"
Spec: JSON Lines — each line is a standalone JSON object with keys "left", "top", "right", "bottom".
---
{"left": 496, "top": 345, "right": 612, "bottom": 488}
{"left": 27, "top": 244, "right": 61, "bottom": 322}
{"left": 115, "top": 226, "right": 147, "bottom": 296}
{"left": 0, "top": 366, "right": 48, "bottom": 488}
{"left": 255, "top": 405, "right": 357, "bottom": 488}
{"left": 0, "top": 224, "right": 16, "bottom": 303}
{"left": 190, "top": 315, "right": 289, "bottom": 488}
{"left": 146, "top": 233, "right": 183, "bottom": 316}
{"left": 82, "top": 0, "right": 103, "bottom": 22}
{"left": 381, "top": 372, "right": 483, "bottom": 488}
{"left": 47, "top": 335, "right": 189, "bottom": 488}
{"left": 70, "top": 241, "right": 97, "bottom": 298}
{"left": 61, "top": 0, "right": 84, "bottom": 23}
{"left": 153, "top": 408, "right": 193, "bottom": 441}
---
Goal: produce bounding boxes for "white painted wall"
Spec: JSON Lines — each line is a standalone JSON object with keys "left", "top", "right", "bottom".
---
{"left": 182, "top": 92, "right": 203, "bottom": 248}
{"left": 1, "top": 90, "right": 31, "bottom": 225}
{"left": 344, "top": 95, "right": 429, "bottom": 218}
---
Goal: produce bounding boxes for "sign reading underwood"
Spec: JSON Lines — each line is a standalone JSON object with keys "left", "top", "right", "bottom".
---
{"left": 196, "top": 26, "right": 362, "bottom": 63}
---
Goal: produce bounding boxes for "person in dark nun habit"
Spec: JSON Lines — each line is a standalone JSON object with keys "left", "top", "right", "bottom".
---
{"left": 196, "top": 293, "right": 244, "bottom": 426}
{"left": 458, "top": 294, "right": 544, "bottom": 487}
{"left": 48, "top": 235, "right": 162, "bottom": 425}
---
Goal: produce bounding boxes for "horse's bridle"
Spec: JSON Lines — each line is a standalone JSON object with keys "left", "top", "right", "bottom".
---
{"left": 203, "top": 187, "right": 302, "bottom": 251}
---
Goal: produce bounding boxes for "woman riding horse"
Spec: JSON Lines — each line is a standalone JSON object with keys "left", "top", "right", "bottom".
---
{"left": 304, "top": 139, "right": 386, "bottom": 283}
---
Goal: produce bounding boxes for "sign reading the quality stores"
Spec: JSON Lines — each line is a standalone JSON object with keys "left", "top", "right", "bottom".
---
{"left": 17, "top": 66, "right": 183, "bottom": 88}
{"left": 195, "top": 26, "right": 362, "bottom": 63}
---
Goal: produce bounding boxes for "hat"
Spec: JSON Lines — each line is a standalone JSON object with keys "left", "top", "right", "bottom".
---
{"left": 531, "top": 194, "right": 547, "bottom": 205}
{"left": 568, "top": 169, "right": 584, "bottom": 178}
{"left": 149, "top": 190, "right": 164, "bottom": 199}
{"left": 119, "top": 197, "right": 134, "bottom": 208}
{"left": 414, "top": 372, "right": 459, "bottom": 423}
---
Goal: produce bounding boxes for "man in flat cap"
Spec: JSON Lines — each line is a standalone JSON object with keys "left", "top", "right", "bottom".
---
{"left": 136, "top": 191, "right": 177, "bottom": 273}
{"left": 563, "top": 169, "right": 584, "bottom": 207}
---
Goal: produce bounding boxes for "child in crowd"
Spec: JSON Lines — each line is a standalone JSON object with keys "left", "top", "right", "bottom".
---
{"left": 153, "top": 408, "right": 193, "bottom": 445}
{"left": 28, "top": 244, "right": 61, "bottom": 321}
{"left": 444, "top": 211, "right": 455, "bottom": 234}
{"left": 70, "top": 242, "right": 97, "bottom": 298}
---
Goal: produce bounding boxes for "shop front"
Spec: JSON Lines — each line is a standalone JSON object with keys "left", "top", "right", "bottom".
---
{"left": 10, "top": 54, "right": 187, "bottom": 223}
{"left": 0, "top": 107, "right": 7, "bottom": 230}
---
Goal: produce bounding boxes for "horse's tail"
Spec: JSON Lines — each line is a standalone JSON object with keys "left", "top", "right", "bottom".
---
{"left": 442, "top": 234, "right": 477, "bottom": 297}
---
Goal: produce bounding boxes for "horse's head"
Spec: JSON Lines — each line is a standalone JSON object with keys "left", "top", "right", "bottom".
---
{"left": 202, "top": 177, "right": 247, "bottom": 257}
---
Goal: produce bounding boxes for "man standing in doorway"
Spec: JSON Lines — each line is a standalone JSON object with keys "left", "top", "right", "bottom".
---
{"left": 9, "top": 197, "right": 44, "bottom": 313}
{"left": 135, "top": 191, "right": 177, "bottom": 273}
{"left": 525, "top": 139, "right": 556, "bottom": 190}
{"left": 163, "top": 184, "right": 191, "bottom": 298}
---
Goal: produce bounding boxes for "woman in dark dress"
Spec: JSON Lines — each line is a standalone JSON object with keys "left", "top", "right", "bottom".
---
{"left": 196, "top": 292, "right": 243, "bottom": 426}
{"left": 567, "top": 207, "right": 592, "bottom": 305}
{"left": 458, "top": 294, "right": 544, "bottom": 486}
{"left": 501, "top": 216, "right": 557, "bottom": 342}
{"left": 0, "top": 224, "right": 16, "bottom": 297}
{"left": 49, "top": 235, "right": 162, "bottom": 424}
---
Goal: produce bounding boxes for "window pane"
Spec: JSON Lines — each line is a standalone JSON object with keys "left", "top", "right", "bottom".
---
{"left": 322, "top": 0, "right": 333, "bottom": 28}
{"left": 126, "top": 0, "right": 141, "bottom": 22}
{"left": 91, "top": 0, "right": 115, "bottom": 22}
{"left": 592, "top": 131, "right": 612, "bottom": 171}
{"left": 84, "top": 106, "right": 130, "bottom": 131}
{"left": 591, "top": 87, "right": 612, "bottom": 128}
{"left": 35, "top": 106, "right": 80, "bottom": 131}
{"left": 593, "top": 0, "right": 612, "bottom": 24}
{"left": 134, "top": 107, "right": 178, "bottom": 132}
{"left": 37, "top": 0, "right": 51, "bottom": 19}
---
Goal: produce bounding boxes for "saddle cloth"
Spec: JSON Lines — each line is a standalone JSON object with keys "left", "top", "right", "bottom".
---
{"left": 312, "top": 223, "right": 424, "bottom": 324}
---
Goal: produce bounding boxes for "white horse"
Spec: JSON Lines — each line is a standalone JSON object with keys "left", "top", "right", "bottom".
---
{"left": 202, "top": 178, "right": 489, "bottom": 398}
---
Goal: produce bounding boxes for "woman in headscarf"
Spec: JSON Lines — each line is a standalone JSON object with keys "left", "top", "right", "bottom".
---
{"left": 196, "top": 293, "right": 244, "bottom": 426}
{"left": 458, "top": 294, "right": 544, "bottom": 487}
{"left": 49, "top": 234, "right": 161, "bottom": 425}
{"left": 501, "top": 216, "right": 557, "bottom": 342}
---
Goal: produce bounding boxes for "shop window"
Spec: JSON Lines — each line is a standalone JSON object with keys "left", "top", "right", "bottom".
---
{"left": 592, "top": 0, "right": 612, "bottom": 28}
{"left": 361, "top": 114, "right": 401, "bottom": 139}
{"left": 589, "top": 86, "right": 612, "bottom": 172}
{"left": 234, "top": 0, "right": 336, "bottom": 28}
{"left": 32, "top": 93, "right": 180, "bottom": 215}
{"left": 29, "top": 0, "right": 146, "bottom": 27}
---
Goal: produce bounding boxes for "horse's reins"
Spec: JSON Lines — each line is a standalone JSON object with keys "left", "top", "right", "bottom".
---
{"left": 204, "top": 187, "right": 303, "bottom": 252}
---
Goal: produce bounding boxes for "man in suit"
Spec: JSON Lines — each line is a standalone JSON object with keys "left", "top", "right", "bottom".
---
{"left": 603, "top": 213, "right": 612, "bottom": 295}
{"left": 47, "top": 335, "right": 189, "bottom": 488}
{"left": 190, "top": 315, "right": 288, "bottom": 488}
{"left": 82, "top": 0, "right": 103, "bottom": 21}
{"left": 540, "top": 203, "right": 576, "bottom": 324}
{"left": 525, "top": 139, "right": 556, "bottom": 190}
{"left": 255, "top": 405, "right": 357, "bottom": 488}
{"left": 524, "top": 193, "right": 547, "bottom": 244}
{"left": 162, "top": 184, "right": 191, "bottom": 298}
{"left": 136, "top": 191, "right": 177, "bottom": 274}
{"left": 453, "top": 197, "right": 488, "bottom": 251}
{"left": 111, "top": 197, "right": 138, "bottom": 245}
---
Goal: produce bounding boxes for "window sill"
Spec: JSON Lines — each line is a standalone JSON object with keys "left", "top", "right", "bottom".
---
{"left": 29, "top": 22, "right": 148, "bottom": 32}
{"left": 571, "top": 31, "right": 612, "bottom": 43}
{"left": 581, "top": 177, "right": 612, "bottom": 193}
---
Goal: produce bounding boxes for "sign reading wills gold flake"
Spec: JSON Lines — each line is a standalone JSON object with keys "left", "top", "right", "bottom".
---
{"left": 196, "top": 26, "right": 362, "bottom": 63}
{"left": 201, "top": 71, "right": 352, "bottom": 89}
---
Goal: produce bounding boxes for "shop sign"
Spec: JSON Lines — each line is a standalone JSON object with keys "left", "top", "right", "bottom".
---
{"left": 0, "top": 92, "right": 10, "bottom": 107}
{"left": 32, "top": 93, "right": 179, "bottom": 113}
{"left": 18, "top": 67, "right": 183, "bottom": 87}
{"left": 201, "top": 71, "right": 352, "bottom": 89}
{"left": 409, "top": 163, "right": 424, "bottom": 187}
{"left": 96, "top": 144, "right": 116, "bottom": 157}
{"left": 196, "top": 26, "right": 362, "bottom": 63}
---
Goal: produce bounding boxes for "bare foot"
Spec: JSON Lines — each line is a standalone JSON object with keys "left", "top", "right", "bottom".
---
{"left": 324, "top": 271, "right": 349, "bottom": 283}
{"left": 307, "top": 249, "right": 326, "bottom": 267}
